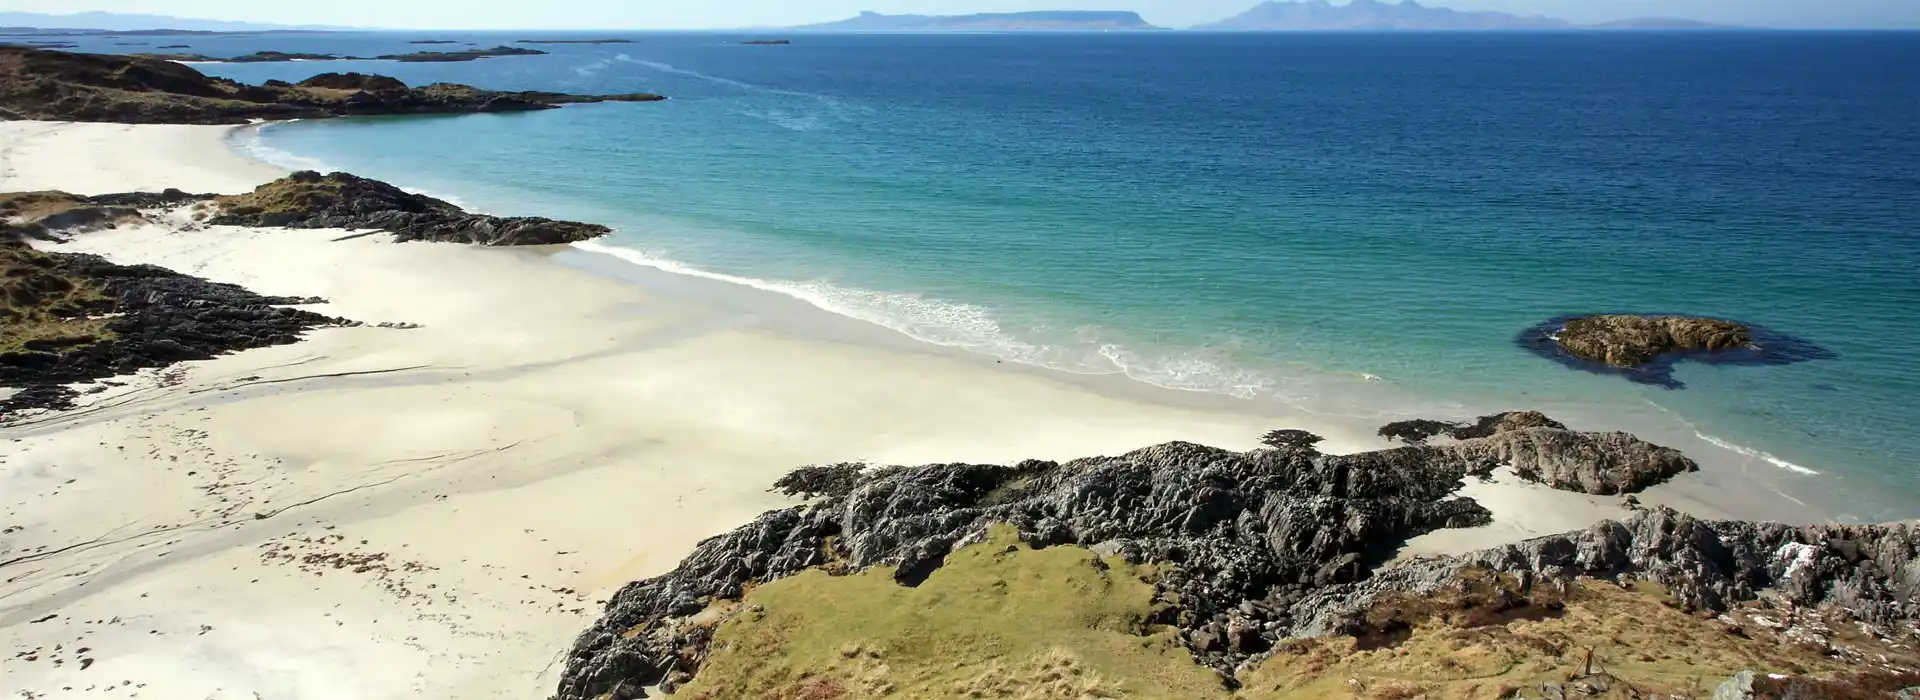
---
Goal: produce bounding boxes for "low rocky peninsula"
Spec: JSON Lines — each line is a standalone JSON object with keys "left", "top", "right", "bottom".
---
{"left": 0, "top": 171, "right": 612, "bottom": 414}
{"left": 376, "top": 45, "right": 547, "bottom": 62}
{"left": 132, "top": 50, "right": 350, "bottom": 63}
{"left": 516, "top": 39, "right": 634, "bottom": 45}
{"left": 0, "top": 47, "right": 661, "bottom": 124}
{"left": 556, "top": 413, "right": 1915, "bottom": 699}
{"left": 1519, "top": 314, "right": 1836, "bottom": 388}
{"left": 132, "top": 45, "right": 550, "bottom": 63}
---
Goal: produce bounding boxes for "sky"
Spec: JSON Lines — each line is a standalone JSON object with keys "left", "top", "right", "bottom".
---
{"left": 11, "top": 0, "right": 1920, "bottom": 30}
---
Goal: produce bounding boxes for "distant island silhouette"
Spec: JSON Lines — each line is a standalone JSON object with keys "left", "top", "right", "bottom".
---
{"left": 1193, "top": 0, "right": 1737, "bottom": 31}
{"left": 790, "top": 10, "right": 1164, "bottom": 31}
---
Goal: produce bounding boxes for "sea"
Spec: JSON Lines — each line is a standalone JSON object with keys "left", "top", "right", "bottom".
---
{"left": 53, "top": 30, "right": 1920, "bottom": 521}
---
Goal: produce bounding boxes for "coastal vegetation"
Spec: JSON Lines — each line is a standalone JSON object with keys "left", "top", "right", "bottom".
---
{"left": 560, "top": 427, "right": 1919, "bottom": 699}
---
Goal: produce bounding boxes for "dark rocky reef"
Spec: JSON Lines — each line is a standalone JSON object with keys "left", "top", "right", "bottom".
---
{"left": 1, "top": 234, "right": 344, "bottom": 416}
{"left": 1519, "top": 314, "right": 1836, "bottom": 389}
{"left": 555, "top": 417, "right": 1703, "bottom": 697}
{"left": 374, "top": 45, "right": 547, "bottom": 62}
{"left": 208, "top": 171, "right": 612, "bottom": 246}
{"left": 0, "top": 46, "right": 662, "bottom": 125}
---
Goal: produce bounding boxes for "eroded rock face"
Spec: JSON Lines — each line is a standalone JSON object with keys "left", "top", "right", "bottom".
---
{"left": 207, "top": 171, "right": 611, "bottom": 246}
{"left": 554, "top": 421, "right": 1703, "bottom": 698}
{"left": 0, "top": 46, "right": 662, "bottom": 125}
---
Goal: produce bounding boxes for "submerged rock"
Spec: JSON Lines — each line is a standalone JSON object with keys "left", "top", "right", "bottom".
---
{"left": 207, "top": 171, "right": 611, "bottom": 246}
{"left": 1517, "top": 314, "right": 1835, "bottom": 389}
{"left": 1555, "top": 314, "right": 1750, "bottom": 368}
{"left": 555, "top": 417, "right": 1704, "bottom": 698}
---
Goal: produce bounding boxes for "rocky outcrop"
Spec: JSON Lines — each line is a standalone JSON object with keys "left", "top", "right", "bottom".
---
{"left": 554, "top": 418, "right": 1704, "bottom": 698}
{"left": 0, "top": 46, "right": 663, "bottom": 125}
{"left": 1555, "top": 315, "right": 1751, "bottom": 368}
{"left": 1, "top": 235, "right": 344, "bottom": 416}
{"left": 373, "top": 45, "right": 547, "bottom": 62}
{"left": 1288, "top": 506, "right": 1920, "bottom": 644}
{"left": 1450, "top": 427, "right": 1697, "bottom": 495}
{"left": 207, "top": 171, "right": 611, "bottom": 246}
{"left": 1379, "top": 410, "right": 1566, "bottom": 444}
{"left": 515, "top": 39, "right": 635, "bottom": 44}
{"left": 293, "top": 72, "right": 407, "bottom": 92}
{"left": 1378, "top": 411, "right": 1693, "bottom": 494}
{"left": 1518, "top": 314, "right": 1835, "bottom": 388}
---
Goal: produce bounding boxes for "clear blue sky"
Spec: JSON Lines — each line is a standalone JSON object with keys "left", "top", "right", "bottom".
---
{"left": 16, "top": 0, "right": 1920, "bottom": 30}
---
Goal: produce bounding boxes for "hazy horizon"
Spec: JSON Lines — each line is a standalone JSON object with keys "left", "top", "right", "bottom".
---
{"left": 8, "top": 0, "right": 1920, "bottom": 31}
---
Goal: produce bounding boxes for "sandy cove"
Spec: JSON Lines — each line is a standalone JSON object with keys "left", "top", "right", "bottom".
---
{"left": 1, "top": 121, "right": 1754, "bottom": 699}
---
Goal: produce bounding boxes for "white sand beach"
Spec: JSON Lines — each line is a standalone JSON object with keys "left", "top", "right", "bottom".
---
{"left": 0, "top": 121, "right": 1797, "bottom": 699}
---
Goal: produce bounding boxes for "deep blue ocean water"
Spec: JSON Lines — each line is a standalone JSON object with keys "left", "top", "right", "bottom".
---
{"left": 55, "top": 31, "right": 1920, "bottom": 519}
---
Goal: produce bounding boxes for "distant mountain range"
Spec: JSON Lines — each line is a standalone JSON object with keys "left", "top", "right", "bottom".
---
{"left": 0, "top": 11, "right": 353, "bottom": 32}
{"left": 791, "top": 11, "right": 1163, "bottom": 31}
{"left": 1193, "top": 0, "right": 1735, "bottom": 31}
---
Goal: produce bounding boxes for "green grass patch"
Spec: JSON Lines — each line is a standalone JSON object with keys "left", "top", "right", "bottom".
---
{"left": 1, "top": 242, "right": 115, "bottom": 355}
{"left": 678, "top": 524, "right": 1232, "bottom": 700}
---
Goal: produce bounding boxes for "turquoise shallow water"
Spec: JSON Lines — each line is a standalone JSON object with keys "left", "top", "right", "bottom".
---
{"left": 69, "top": 31, "right": 1920, "bottom": 519}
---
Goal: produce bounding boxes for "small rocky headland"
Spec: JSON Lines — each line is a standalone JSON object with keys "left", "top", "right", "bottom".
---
{"left": 1518, "top": 314, "right": 1836, "bottom": 388}
{"left": 0, "top": 172, "right": 612, "bottom": 416}
{"left": 0, "top": 46, "right": 663, "bottom": 124}
{"left": 557, "top": 413, "right": 1918, "bottom": 700}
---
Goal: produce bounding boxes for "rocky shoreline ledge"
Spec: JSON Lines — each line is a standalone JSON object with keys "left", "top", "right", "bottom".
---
{"left": 0, "top": 46, "right": 663, "bottom": 124}
{"left": 556, "top": 414, "right": 1917, "bottom": 699}
{"left": 1, "top": 171, "right": 613, "bottom": 415}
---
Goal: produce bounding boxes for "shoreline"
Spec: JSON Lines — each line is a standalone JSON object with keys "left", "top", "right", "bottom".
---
{"left": 0, "top": 120, "right": 1839, "bottom": 698}
{"left": 221, "top": 120, "right": 1873, "bottom": 522}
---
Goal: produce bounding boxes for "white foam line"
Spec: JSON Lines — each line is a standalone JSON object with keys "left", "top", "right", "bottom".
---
{"left": 572, "top": 240, "right": 1294, "bottom": 401}
{"left": 1694, "top": 431, "right": 1822, "bottom": 476}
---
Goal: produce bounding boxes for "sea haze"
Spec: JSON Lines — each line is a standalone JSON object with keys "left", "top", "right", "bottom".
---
{"left": 54, "top": 30, "right": 1920, "bottom": 519}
